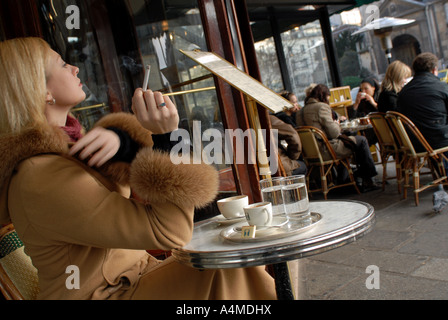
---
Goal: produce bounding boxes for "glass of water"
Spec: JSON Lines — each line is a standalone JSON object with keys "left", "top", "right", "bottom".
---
{"left": 260, "top": 177, "right": 285, "bottom": 216}
{"left": 281, "top": 175, "right": 310, "bottom": 220}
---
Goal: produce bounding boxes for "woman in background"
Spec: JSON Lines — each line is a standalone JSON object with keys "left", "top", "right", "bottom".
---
{"left": 378, "top": 60, "right": 412, "bottom": 113}
{"left": 296, "top": 84, "right": 379, "bottom": 192}
{"left": 351, "top": 77, "right": 380, "bottom": 146}
{"left": 352, "top": 77, "right": 380, "bottom": 118}
{"left": 275, "top": 90, "right": 301, "bottom": 127}
{"left": 0, "top": 37, "right": 276, "bottom": 300}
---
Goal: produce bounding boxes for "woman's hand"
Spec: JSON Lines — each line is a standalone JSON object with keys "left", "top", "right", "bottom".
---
{"left": 363, "top": 93, "right": 378, "bottom": 108}
{"left": 68, "top": 127, "right": 120, "bottom": 167}
{"left": 355, "top": 92, "right": 377, "bottom": 109}
{"left": 353, "top": 92, "right": 365, "bottom": 110}
{"left": 132, "top": 89, "right": 179, "bottom": 134}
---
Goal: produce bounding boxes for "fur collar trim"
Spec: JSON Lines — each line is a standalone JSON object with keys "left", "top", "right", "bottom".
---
{"left": 0, "top": 125, "right": 70, "bottom": 187}
{"left": 0, "top": 113, "right": 219, "bottom": 226}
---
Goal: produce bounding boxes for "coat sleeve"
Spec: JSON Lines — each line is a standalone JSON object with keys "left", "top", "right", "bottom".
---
{"left": 269, "top": 115, "right": 301, "bottom": 160}
{"left": 318, "top": 105, "right": 341, "bottom": 139}
{"left": 10, "top": 150, "right": 219, "bottom": 251}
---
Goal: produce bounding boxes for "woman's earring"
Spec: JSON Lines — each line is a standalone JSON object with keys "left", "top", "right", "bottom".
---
{"left": 47, "top": 98, "right": 56, "bottom": 105}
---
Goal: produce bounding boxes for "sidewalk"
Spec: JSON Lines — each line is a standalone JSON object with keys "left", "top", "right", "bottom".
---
{"left": 291, "top": 164, "right": 448, "bottom": 300}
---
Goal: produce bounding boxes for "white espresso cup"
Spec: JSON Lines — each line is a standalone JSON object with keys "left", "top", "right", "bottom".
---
{"left": 243, "top": 202, "right": 273, "bottom": 227}
{"left": 217, "top": 195, "right": 249, "bottom": 219}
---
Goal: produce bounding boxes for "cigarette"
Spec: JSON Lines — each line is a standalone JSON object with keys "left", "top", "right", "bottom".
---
{"left": 143, "top": 65, "right": 151, "bottom": 91}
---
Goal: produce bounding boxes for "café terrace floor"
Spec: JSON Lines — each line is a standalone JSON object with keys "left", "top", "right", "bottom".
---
{"left": 290, "top": 162, "right": 448, "bottom": 300}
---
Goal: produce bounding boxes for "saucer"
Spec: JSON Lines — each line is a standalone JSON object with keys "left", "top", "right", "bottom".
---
{"left": 220, "top": 212, "right": 322, "bottom": 242}
{"left": 235, "top": 216, "right": 289, "bottom": 232}
{"left": 214, "top": 214, "right": 246, "bottom": 225}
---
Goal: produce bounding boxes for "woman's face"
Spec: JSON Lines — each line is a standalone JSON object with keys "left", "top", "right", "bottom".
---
{"left": 45, "top": 49, "right": 86, "bottom": 108}
{"left": 289, "top": 94, "right": 300, "bottom": 112}
{"left": 360, "top": 82, "right": 375, "bottom": 97}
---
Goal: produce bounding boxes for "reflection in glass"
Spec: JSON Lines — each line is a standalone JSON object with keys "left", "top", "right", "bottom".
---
{"left": 129, "top": 1, "right": 228, "bottom": 171}
{"left": 253, "top": 19, "right": 333, "bottom": 105}
{"left": 38, "top": 0, "right": 110, "bottom": 130}
{"left": 281, "top": 21, "right": 332, "bottom": 104}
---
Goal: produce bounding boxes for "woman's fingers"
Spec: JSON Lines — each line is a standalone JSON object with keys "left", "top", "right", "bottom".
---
{"left": 69, "top": 127, "right": 120, "bottom": 167}
{"left": 132, "top": 89, "right": 179, "bottom": 134}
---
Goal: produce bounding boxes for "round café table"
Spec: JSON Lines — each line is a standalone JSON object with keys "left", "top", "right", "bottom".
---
{"left": 172, "top": 200, "right": 375, "bottom": 300}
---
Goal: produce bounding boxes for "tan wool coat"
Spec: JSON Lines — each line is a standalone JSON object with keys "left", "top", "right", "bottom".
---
{"left": 296, "top": 98, "right": 354, "bottom": 159}
{"left": 0, "top": 113, "right": 276, "bottom": 300}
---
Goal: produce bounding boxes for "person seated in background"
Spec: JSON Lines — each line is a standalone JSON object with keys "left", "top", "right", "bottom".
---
{"left": 350, "top": 77, "right": 380, "bottom": 146}
{"left": 378, "top": 60, "right": 412, "bottom": 113}
{"left": 397, "top": 52, "right": 448, "bottom": 212}
{"left": 275, "top": 90, "right": 301, "bottom": 127}
{"left": 269, "top": 114, "right": 307, "bottom": 176}
{"left": 305, "top": 83, "right": 346, "bottom": 123}
{"left": 398, "top": 52, "right": 448, "bottom": 151}
{"left": 398, "top": 52, "right": 448, "bottom": 213}
{"left": 296, "top": 84, "right": 379, "bottom": 192}
{"left": 351, "top": 77, "right": 380, "bottom": 118}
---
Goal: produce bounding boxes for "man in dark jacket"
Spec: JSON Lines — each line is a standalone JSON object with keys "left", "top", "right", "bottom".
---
{"left": 397, "top": 52, "right": 448, "bottom": 213}
{"left": 397, "top": 52, "right": 448, "bottom": 150}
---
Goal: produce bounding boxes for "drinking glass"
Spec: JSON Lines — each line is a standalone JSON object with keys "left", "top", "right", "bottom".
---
{"left": 259, "top": 177, "right": 285, "bottom": 216}
{"left": 281, "top": 175, "right": 310, "bottom": 220}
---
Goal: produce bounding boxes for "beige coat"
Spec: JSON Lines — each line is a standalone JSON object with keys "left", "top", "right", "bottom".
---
{"left": 0, "top": 113, "right": 275, "bottom": 300}
{"left": 296, "top": 98, "right": 354, "bottom": 159}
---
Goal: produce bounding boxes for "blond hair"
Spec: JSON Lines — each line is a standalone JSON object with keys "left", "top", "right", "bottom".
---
{"left": 0, "top": 37, "right": 51, "bottom": 135}
{"left": 380, "top": 60, "right": 412, "bottom": 94}
{"left": 305, "top": 83, "right": 317, "bottom": 98}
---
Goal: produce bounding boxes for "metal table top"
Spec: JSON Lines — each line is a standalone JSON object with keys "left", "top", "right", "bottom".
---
{"left": 341, "top": 123, "right": 373, "bottom": 133}
{"left": 172, "top": 200, "right": 375, "bottom": 269}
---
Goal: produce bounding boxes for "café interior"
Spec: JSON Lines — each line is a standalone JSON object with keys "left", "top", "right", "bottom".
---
{"left": 3, "top": 0, "right": 443, "bottom": 301}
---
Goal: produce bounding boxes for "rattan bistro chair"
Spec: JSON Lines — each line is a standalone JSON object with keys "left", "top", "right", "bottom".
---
{"left": 0, "top": 224, "right": 39, "bottom": 300}
{"left": 385, "top": 111, "right": 448, "bottom": 206}
{"left": 368, "top": 112, "right": 404, "bottom": 193}
{"left": 296, "top": 126, "right": 360, "bottom": 199}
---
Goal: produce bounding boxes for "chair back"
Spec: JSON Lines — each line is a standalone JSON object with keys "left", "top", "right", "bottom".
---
{"left": 368, "top": 112, "right": 397, "bottom": 151}
{"left": 329, "top": 86, "right": 352, "bottom": 119}
{"left": 329, "top": 86, "right": 352, "bottom": 107}
{"left": 385, "top": 111, "right": 435, "bottom": 157}
{"left": 296, "top": 126, "right": 338, "bottom": 163}
{"left": 0, "top": 224, "right": 39, "bottom": 300}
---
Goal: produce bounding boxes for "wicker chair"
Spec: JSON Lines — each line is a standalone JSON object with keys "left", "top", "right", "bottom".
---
{"left": 368, "top": 112, "right": 405, "bottom": 193}
{"left": 0, "top": 224, "right": 39, "bottom": 300}
{"left": 296, "top": 126, "right": 360, "bottom": 199}
{"left": 385, "top": 111, "right": 448, "bottom": 206}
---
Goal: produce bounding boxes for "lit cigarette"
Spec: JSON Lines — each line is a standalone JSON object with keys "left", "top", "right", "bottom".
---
{"left": 143, "top": 65, "right": 151, "bottom": 91}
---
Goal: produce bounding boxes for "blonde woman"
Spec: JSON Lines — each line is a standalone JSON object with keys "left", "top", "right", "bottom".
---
{"left": 378, "top": 60, "right": 412, "bottom": 113}
{"left": 0, "top": 37, "right": 275, "bottom": 300}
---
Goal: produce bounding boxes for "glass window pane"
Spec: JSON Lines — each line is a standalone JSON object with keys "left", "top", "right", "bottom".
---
{"left": 38, "top": 0, "right": 111, "bottom": 130}
{"left": 129, "top": 1, "right": 229, "bottom": 172}
{"left": 253, "top": 22, "right": 283, "bottom": 93}
{"left": 281, "top": 21, "right": 333, "bottom": 104}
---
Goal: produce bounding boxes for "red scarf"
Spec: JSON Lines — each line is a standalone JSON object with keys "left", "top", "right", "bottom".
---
{"left": 61, "top": 115, "right": 83, "bottom": 142}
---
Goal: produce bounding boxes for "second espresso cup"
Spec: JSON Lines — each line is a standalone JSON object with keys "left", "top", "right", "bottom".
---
{"left": 243, "top": 202, "right": 273, "bottom": 227}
